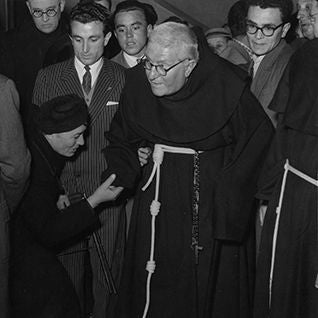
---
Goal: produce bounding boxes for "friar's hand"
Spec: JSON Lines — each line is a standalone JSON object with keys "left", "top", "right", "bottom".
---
{"left": 56, "top": 194, "right": 70, "bottom": 210}
{"left": 138, "top": 147, "right": 152, "bottom": 167}
{"left": 87, "top": 174, "right": 123, "bottom": 208}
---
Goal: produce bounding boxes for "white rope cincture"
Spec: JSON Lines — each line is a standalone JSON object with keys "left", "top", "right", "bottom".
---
{"left": 269, "top": 159, "right": 318, "bottom": 308}
{"left": 141, "top": 144, "right": 197, "bottom": 318}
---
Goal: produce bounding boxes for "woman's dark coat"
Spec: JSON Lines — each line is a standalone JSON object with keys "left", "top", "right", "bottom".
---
{"left": 10, "top": 128, "right": 100, "bottom": 318}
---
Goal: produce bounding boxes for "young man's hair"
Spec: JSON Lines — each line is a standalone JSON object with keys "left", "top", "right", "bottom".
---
{"left": 69, "top": 0, "right": 111, "bottom": 35}
{"left": 110, "top": 0, "right": 157, "bottom": 30}
{"left": 247, "top": 0, "right": 293, "bottom": 22}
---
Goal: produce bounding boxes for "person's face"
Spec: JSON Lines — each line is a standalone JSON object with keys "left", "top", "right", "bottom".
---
{"left": 26, "top": 0, "right": 65, "bottom": 34}
{"left": 309, "top": 1, "right": 318, "bottom": 37}
{"left": 94, "top": 0, "right": 111, "bottom": 10}
{"left": 46, "top": 125, "right": 86, "bottom": 157}
{"left": 246, "top": 6, "right": 290, "bottom": 56}
{"left": 144, "top": 42, "right": 196, "bottom": 97}
{"left": 206, "top": 36, "right": 228, "bottom": 55}
{"left": 70, "top": 21, "right": 111, "bottom": 66}
{"left": 114, "top": 9, "right": 152, "bottom": 57}
{"left": 297, "top": 0, "right": 317, "bottom": 39}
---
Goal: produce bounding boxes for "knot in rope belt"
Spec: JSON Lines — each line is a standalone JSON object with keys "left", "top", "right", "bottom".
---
{"left": 141, "top": 144, "right": 200, "bottom": 318}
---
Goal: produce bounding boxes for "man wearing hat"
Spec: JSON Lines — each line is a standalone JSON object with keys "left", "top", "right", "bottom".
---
{"left": 205, "top": 27, "right": 232, "bottom": 55}
{"left": 32, "top": 2, "right": 126, "bottom": 316}
{"left": 10, "top": 94, "right": 122, "bottom": 318}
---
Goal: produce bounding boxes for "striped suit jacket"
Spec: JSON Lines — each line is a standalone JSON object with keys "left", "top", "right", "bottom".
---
{"left": 32, "top": 57, "right": 126, "bottom": 304}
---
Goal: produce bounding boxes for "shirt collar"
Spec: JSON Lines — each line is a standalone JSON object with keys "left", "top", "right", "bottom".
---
{"left": 123, "top": 51, "right": 144, "bottom": 68}
{"left": 74, "top": 57, "right": 103, "bottom": 86}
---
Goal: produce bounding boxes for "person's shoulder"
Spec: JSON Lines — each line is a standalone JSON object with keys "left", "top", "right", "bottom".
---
{"left": 39, "top": 58, "right": 73, "bottom": 75}
{"left": 111, "top": 52, "right": 122, "bottom": 63}
{"left": 296, "top": 38, "right": 318, "bottom": 55}
{"left": 102, "top": 58, "right": 126, "bottom": 78}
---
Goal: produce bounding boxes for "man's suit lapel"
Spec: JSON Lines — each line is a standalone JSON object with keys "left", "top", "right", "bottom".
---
{"left": 89, "top": 59, "right": 121, "bottom": 125}
{"left": 59, "top": 59, "right": 83, "bottom": 97}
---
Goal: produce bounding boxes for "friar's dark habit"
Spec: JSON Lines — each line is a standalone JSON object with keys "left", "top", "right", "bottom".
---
{"left": 254, "top": 38, "right": 318, "bottom": 318}
{"left": 102, "top": 27, "right": 274, "bottom": 318}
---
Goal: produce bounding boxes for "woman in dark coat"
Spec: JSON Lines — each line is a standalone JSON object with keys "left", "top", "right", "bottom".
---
{"left": 10, "top": 95, "right": 122, "bottom": 318}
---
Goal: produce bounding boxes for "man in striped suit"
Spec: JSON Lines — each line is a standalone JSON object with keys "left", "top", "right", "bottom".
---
{"left": 32, "top": 2, "right": 126, "bottom": 317}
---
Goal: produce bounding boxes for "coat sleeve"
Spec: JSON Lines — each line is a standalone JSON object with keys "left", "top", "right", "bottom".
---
{"left": 212, "top": 86, "right": 274, "bottom": 242}
{"left": 0, "top": 78, "right": 30, "bottom": 212}
{"left": 101, "top": 91, "right": 143, "bottom": 189}
{"left": 21, "top": 184, "right": 100, "bottom": 249}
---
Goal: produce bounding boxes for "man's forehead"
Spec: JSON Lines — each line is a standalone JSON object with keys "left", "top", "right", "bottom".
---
{"left": 28, "top": 0, "right": 59, "bottom": 8}
{"left": 146, "top": 43, "right": 179, "bottom": 62}
{"left": 248, "top": 6, "right": 283, "bottom": 23}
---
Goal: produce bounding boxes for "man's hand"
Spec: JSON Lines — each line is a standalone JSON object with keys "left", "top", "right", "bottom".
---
{"left": 138, "top": 147, "right": 152, "bottom": 167}
{"left": 87, "top": 174, "right": 123, "bottom": 208}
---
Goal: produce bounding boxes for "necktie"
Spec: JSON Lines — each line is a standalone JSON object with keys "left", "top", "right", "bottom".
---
{"left": 82, "top": 65, "right": 91, "bottom": 95}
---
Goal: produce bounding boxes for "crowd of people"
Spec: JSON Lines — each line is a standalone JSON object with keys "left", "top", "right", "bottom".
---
{"left": 0, "top": 0, "right": 317, "bottom": 317}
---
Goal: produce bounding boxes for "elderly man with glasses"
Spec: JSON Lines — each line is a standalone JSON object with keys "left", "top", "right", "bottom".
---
{"left": 102, "top": 21, "right": 274, "bottom": 318}
{"left": 0, "top": 0, "right": 68, "bottom": 125}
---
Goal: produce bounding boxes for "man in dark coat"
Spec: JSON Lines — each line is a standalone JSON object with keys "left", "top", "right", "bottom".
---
{"left": 10, "top": 94, "right": 122, "bottom": 318}
{"left": 102, "top": 22, "right": 274, "bottom": 318}
{"left": 0, "top": 75, "right": 30, "bottom": 318}
{"left": 0, "top": 0, "right": 68, "bottom": 123}
{"left": 254, "top": 36, "right": 318, "bottom": 318}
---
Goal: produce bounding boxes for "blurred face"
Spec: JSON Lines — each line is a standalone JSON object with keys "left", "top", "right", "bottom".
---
{"left": 310, "top": 2, "right": 318, "bottom": 37}
{"left": 46, "top": 125, "right": 86, "bottom": 157}
{"left": 114, "top": 9, "right": 152, "bottom": 57}
{"left": 26, "top": 0, "right": 65, "bottom": 34}
{"left": 297, "top": 0, "right": 317, "bottom": 39}
{"left": 70, "top": 20, "right": 111, "bottom": 66}
{"left": 247, "top": 6, "right": 290, "bottom": 56}
{"left": 144, "top": 42, "right": 196, "bottom": 96}
{"left": 206, "top": 36, "right": 228, "bottom": 55}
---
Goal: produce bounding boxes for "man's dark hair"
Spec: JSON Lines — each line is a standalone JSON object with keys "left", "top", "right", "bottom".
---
{"left": 228, "top": 1, "right": 248, "bottom": 37}
{"left": 69, "top": 0, "right": 111, "bottom": 35}
{"left": 80, "top": 0, "right": 112, "bottom": 11}
{"left": 247, "top": 0, "right": 293, "bottom": 22}
{"left": 110, "top": 0, "right": 158, "bottom": 30}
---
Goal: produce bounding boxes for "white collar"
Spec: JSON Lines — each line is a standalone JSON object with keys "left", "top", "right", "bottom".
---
{"left": 123, "top": 51, "right": 144, "bottom": 68}
{"left": 74, "top": 57, "right": 103, "bottom": 86}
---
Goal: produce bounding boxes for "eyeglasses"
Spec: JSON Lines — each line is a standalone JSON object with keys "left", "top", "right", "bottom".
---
{"left": 31, "top": 4, "right": 60, "bottom": 18}
{"left": 142, "top": 58, "right": 190, "bottom": 76}
{"left": 246, "top": 22, "right": 285, "bottom": 37}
